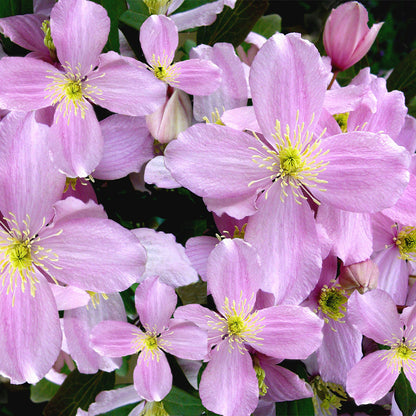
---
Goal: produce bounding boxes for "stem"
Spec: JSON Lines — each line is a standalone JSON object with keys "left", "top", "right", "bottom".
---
{"left": 327, "top": 70, "right": 339, "bottom": 90}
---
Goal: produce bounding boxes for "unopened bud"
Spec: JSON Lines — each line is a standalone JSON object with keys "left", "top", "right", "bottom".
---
{"left": 338, "top": 259, "right": 378, "bottom": 294}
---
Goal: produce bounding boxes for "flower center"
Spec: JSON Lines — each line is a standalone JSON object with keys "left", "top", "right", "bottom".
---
{"left": 383, "top": 339, "right": 416, "bottom": 373}
{"left": 249, "top": 114, "right": 329, "bottom": 204}
{"left": 227, "top": 314, "right": 246, "bottom": 336}
{"left": 318, "top": 285, "right": 348, "bottom": 324}
{"left": 395, "top": 226, "right": 416, "bottom": 261}
{"left": 144, "top": 334, "right": 159, "bottom": 351}
{"left": 143, "top": 0, "right": 171, "bottom": 14}
{"left": 149, "top": 55, "right": 178, "bottom": 85}
{"left": 333, "top": 112, "right": 349, "bottom": 133}
{"left": 311, "top": 376, "right": 347, "bottom": 416}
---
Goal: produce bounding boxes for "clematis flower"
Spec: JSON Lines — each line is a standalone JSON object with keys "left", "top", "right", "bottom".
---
{"left": 0, "top": 111, "right": 146, "bottom": 384}
{"left": 91, "top": 276, "right": 207, "bottom": 401}
{"left": 165, "top": 32, "right": 410, "bottom": 304}
{"left": 175, "top": 238, "right": 323, "bottom": 416}
{"left": 347, "top": 289, "right": 416, "bottom": 404}
{"left": 0, "top": 0, "right": 166, "bottom": 177}
{"left": 323, "top": 1, "right": 383, "bottom": 72}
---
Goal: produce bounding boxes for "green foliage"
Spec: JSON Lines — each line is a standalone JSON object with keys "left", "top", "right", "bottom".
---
{"left": 275, "top": 397, "right": 314, "bottom": 416}
{"left": 0, "top": 0, "right": 32, "bottom": 17}
{"left": 162, "top": 386, "right": 206, "bottom": 415}
{"left": 252, "top": 14, "right": 281, "bottom": 38}
{"left": 176, "top": 279, "right": 208, "bottom": 306}
{"left": 43, "top": 369, "right": 115, "bottom": 416}
{"left": 394, "top": 371, "right": 416, "bottom": 416}
{"left": 30, "top": 378, "right": 61, "bottom": 404}
{"left": 196, "top": 0, "right": 269, "bottom": 47}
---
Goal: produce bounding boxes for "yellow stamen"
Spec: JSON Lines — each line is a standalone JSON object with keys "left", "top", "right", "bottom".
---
{"left": 318, "top": 284, "right": 348, "bottom": 325}
{"left": 149, "top": 54, "right": 179, "bottom": 85}
{"left": 395, "top": 226, "right": 416, "bottom": 261}
{"left": 310, "top": 376, "right": 347, "bottom": 416}
{"left": 143, "top": 0, "right": 172, "bottom": 15}
{"left": 333, "top": 112, "right": 349, "bottom": 133}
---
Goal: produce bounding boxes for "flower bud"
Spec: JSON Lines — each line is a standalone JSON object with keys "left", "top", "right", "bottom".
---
{"left": 338, "top": 259, "right": 379, "bottom": 294}
{"left": 146, "top": 88, "right": 192, "bottom": 144}
{"left": 323, "top": 1, "right": 383, "bottom": 71}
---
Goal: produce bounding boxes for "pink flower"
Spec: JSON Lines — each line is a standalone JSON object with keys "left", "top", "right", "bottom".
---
{"left": 323, "top": 1, "right": 383, "bottom": 71}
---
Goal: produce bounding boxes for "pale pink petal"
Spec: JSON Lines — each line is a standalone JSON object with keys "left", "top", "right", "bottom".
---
{"left": 49, "top": 103, "right": 103, "bottom": 178}
{"left": 53, "top": 197, "right": 106, "bottom": 223}
{"left": 314, "top": 131, "right": 410, "bottom": 212}
{"left": 395, "top": 115, "right": 416, "bottom": 153}
{"left": 203, "top": 193, "right": 260, "bottom": 220}
{"left": 250, "top": 32, "right": 330, "bottom": 141}
{"left": 403, "top": 355, "right": 416, "bottom": 394}
{"left": 0, "top": 14, "right": 48, "bottom": 56}
{"left": 89, "top": 52, "right": 167, "bottom": 116}
{"left": 62, "top": 180, "right": 98, "bottom": 204}
{"left": 39, "top": 217, "right": 146, "bottom": 292}
{"left": 64, "top": 293, "right": 125, "bottom": 373}
{"left": 207, "top": 238, "right": 261, "bottom": 314}
{"left": 135, "top": 277, "right": 177, "bottom": 332}
{"left": 317, "top": 320, "right": 362, "bottom": 386}
{"left": 50, "top": 0, "right": 109, "bottom": 71}
{"left": 199, "top": 341, "right": 259, "bottom": 416}
{"left": 134, "top": 350, "right": 172, "bottom": 401}
{"left": 0, "top": 112, "right": 66, "bottom": 231}
{"left": 258, "top": 356, "right": 313, "bottom": 402}
{"left": 347, "top": 289, "right": 402, "bottom": 344}
{"left": 139, "top": 15, "right": 177, "bottom": 66}
{"left": 90, "top": 320, "right": 140, "bottom": 357}
{"left": 161, "top": 319, "right": 207, "bottom": 359}
{"left": 371, "top": 212, "right": 396, "bottom": 251}
{"left": 132, "top": 227, "right": 198, "bottom": 287}
{"left": 88, "top": 386, "right": 142, "bottom": 416}
{"left": 0, "top": 276, "right": 61, "bottom": 384}
{"left": 0, "top": 57, "right": 57, "bottom": 110}
{"left": 346, "top": 350, "right": 398, "bottom": 405}
{"left": 93, "top": 114, "right": 153, "bottom": 180}
{"left": 249, "top": 305, "right": 323, "bottom": 359}
{"left": 144, "top": 156, "right": 182, "bottom": 189}
{"left": 185, "top": 236, "right": 218, "bottom": 281}
{"left": 245, "top": 188, "right": 322, "bottom": 305}
{"left": 324, "top": 84, "right": 372, "bottom": 114}
{"left": 221, "top": 106, "right": 260, "bottom": 132}
{"left": 50, "top": 284, "right": 90, "bottom": 310}
{"left": 176, "top": 358, "right": 202, "bottom": 390}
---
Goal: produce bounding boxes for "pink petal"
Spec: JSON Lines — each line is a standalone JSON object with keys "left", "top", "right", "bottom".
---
{"left": 134, "top": 350, "right": 172, "bottom": 401}
{"left": 250, "top": 32, "right": 330, "bottom": 141}
{"left": 221, "top": 106, "right": 260, "bottom": 132}
{"left": 132, "top": 227, "right": 198, "bottom": 287}
{"left": 207, "top": 238, "right": 262, "bottom": 314}
{"left": 245, "top": 187, "right": 322, "bottom": 305}
{"left": 50, "top": 0, "right": 109, "bottom": 72}
{"left": 347, "top": 289, "right": 402, "bottom": 344}
{"left": 50, "top": 284, "right": 90, "bottom": 310}
{"left": 249, "top": 305, "right": 323, "bottom": 359}
{"left": 90, "top": 320, "right": 140, "bottom": 357}
{"left": 171, "top": 59, "right": 221, "bottom": 96}
{"left": 135, "top": 277, "right": 177, "bottom": 332}
{"left": 139, "top": 15, "right": 177, "bottom": 66}
{"left": 0, "top": 57, "right": 57, "bottom": 110}
{"left": 89, "top": 53, "right": 167, "bottom": 116}
{"left": 346, "top": 350, "right": 398, "bottom": 405}
{"left": 315, "top": 131, "right": 410, "bottom": 212}
{"left": 199, "top": 341, "right": 259, "bottom": 416}
{"left": 144, "top": 156, "right": 182, "bottom": 189}
{"left": 94, "top": 114, "right": 153, "bottom": 180}
{"left": 39, "top": 217, "right": 146, "bottom": 292}
{"left": 64, "top": 293, "right": 125, "bottom": 373}
{"left": 0, "top": 275, "right": 61, "bottom": 384}
{"left": 185, "top": 236, "right": 218, "bottom": 281}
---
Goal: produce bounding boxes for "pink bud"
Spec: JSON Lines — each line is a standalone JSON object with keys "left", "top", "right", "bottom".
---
{"left": 146, "top": 88, "right": 192, "bottom": 144}
{"left": 323, "top": 1, "right": 383, "bottom": 71}
{"left": 338, "top": 259, "right": 379, "bottom": 294}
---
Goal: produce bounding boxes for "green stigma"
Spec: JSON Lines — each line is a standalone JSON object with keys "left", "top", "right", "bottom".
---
{"left": 395, "top": 343, "right": 414, "bottom": 360}
{"left": 8, "top": 240, "right": 33, "bottom": 272}
{"left": 333, "top": 112, "right": 349, "bottom": 133}
{"left": 254, "top": 363, "right": 268, "bottom": 396}
{"left": 41, "top": 20, "right": 56, "bottom": 59}
{"left": 143, "top": 0, "right": 172, "bottom": 14}
{"left": 395, "top": 226, "right": 416, "bottom": 261}
{"left": 318, "top": 285, "right": 348, "bottom": 323}
{"left": 64, "top": 79, "right": 83, "bottom": 102}
{"left": 311, "top": 376, "right": 347, "bottom": 416}
{"left": 144, "top": 335, "right": 159, "bottom": 351}
{"left": 227, "top": 314, "right": 246, "bottom": 337}
{"left": 233, "top": 224, "right": 247, "bottom": 239}
{"left": 140, "top": 401, "right": 169, "bottom": 416}
{"left": 279, "top": 146, "right": 303, "bottom": 176}
{"left": 153, "top": 66, "right": 169, "bottom": 81}
{"left": 64, "top": 177, "right": 78, "bottom": 193}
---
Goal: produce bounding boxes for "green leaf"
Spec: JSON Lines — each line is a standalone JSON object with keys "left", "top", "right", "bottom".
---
{"left": 394, "top": 371, "right": 416, "bottom": 416}
{"left": 91, "top": 0, "right": 128, "bottom": 52}
{"left": 176, "top": 279, "right": 207, "bottom": 306}
{"left": 30, "top": 378, "right": 61, "bottom": 404}
{"left": 275, "top": 397, "right": 315, "bottom": 416}
{"left": 196, "top": 0, "right": 269, "bottom": 47}
{"left": 0, "top": 0, "right": 32, "bottom": 17}
{"left": 252, "top": 14, "right": 281, "bottom": 38}
{"left": 43, "top": 369, "right": 115, "bottom": 416}
{"left": 174, "top": 0, "right": 217, "bottom": 14}
{"left": 386, "top": 49, "right": 416, "bottom": 104}
{"left": 162, "top": 386, "right": 205, "bottom": 416}
{"left": 126, "top": 0, "right": 149, "bottom": 14}
{"left": 119, "top": 9, "right": 148, "bottom": 32}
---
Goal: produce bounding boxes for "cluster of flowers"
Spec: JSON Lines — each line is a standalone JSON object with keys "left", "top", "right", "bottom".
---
{"left": 0, "top": 0, "right": 415, "bottom": 415}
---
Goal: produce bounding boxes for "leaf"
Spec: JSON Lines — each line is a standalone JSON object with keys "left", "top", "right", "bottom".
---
{"left": 196, "top": 0, "right": 269, "bottom": 47}
{"left": 162, "top": 386, "right": 205, "bottom": 416}
{"left": 174, "top": 0, "right": 217, "bottom": 14}
{"left": 252, "top": 14, "right": 281, "bottom": 38}
{"left": 91, "top": 0, "right": 128, "bottom": 52}
{"left": 126, "top": 0, "right": 149, "bottom": 14}
{"left": 387, "top": 49, "right": 416, "bottom": 104}
{"left": 30, "top": 378, "right": 61, "bottom": 403}
{"left": 43, "top": 369, "right": 115, "bottom": 416}
{"left": 176, "top": 280, "right": 207, "bottom": 306}
{"left": 394, "top": 371, "right": 416, "bottom": 416}
{"left": 119, "top": 9, "right": 148, "bottom": 32}
{"left": 274, "top": 397, "right": 315, "bottom": 416}
{"left": 0, "top": 0, "right": 32, "bottom": 17}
